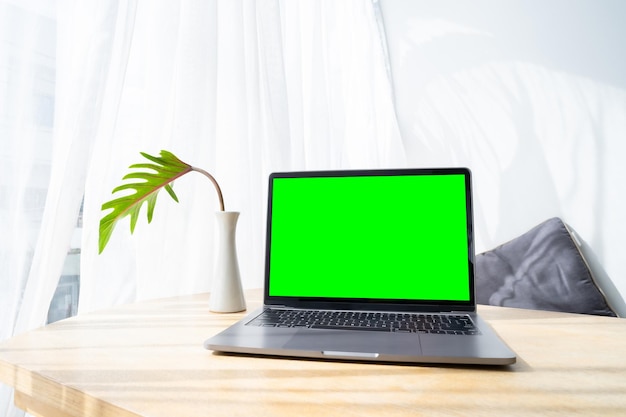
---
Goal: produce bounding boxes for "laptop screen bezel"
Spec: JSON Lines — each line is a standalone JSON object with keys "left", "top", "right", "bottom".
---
{"left": 263, "top": 168, "right": 477, "bottom": 313}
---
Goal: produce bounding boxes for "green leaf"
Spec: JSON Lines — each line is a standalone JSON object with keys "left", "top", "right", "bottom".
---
{"left": 99, "top": 150, "right": 193, "bottom": 254}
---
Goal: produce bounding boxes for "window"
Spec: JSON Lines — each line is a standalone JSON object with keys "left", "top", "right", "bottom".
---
{"left": 47, "top": 201, "right": 82, "bottom": 324}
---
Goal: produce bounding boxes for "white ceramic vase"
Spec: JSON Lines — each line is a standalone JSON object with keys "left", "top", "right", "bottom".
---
{"left": 210, "top": 211, "right": 246, "bottom": 313}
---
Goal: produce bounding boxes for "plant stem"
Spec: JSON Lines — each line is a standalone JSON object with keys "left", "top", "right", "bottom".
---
{"left": 191, "top": 166, "right": 225, "bottom": 211}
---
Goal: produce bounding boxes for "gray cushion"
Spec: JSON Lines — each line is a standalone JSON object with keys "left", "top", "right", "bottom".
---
{"left": 475, "top": 217, "right": 616, "bottom": 317}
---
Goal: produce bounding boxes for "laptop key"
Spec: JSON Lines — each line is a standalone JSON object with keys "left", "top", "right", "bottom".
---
{"left": 310, "top": 325, "right": 391, "bottom": 332}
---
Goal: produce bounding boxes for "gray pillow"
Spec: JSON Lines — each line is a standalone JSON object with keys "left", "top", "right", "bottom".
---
{"left": 475, "top": 217, "right": 616, "bottom": 317}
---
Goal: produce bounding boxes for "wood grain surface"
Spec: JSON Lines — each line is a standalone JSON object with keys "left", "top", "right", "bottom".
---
{"left": 1, "top": 289, "right": 625, "bottom": 417}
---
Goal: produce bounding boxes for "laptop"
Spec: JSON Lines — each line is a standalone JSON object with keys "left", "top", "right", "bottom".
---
{"left": 204, "top": 168, "right": 516, "bottom": 366}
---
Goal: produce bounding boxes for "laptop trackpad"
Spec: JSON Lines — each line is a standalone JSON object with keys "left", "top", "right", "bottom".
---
{"left": 284, "top": 329, "right": 422, "bottom": 356}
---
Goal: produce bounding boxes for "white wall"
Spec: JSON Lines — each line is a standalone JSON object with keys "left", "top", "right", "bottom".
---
{"left": 379, "top": 0, "right": 626, "bottom": 315}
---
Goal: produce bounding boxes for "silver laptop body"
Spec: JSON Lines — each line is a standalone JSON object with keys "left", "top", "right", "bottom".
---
{"left": 204, "top": 168, "right": 516, "bottom": 366}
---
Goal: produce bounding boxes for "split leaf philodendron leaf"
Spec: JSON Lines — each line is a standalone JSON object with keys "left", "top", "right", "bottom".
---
{"left": 98, "top": 150, "right": 193, "bottom": 254}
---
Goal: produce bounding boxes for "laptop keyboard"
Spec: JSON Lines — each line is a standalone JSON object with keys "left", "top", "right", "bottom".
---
{"left": 247, "top": 309, "right": 481, "bottom": 335}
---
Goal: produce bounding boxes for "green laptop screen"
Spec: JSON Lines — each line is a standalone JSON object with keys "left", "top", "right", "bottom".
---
{"left": 267, "top": 173, "right": 471, "bottom": 302}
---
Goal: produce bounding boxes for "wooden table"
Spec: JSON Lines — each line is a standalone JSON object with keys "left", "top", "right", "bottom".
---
{"left": 1, "top": 289, "right": 625, "bottom": 417}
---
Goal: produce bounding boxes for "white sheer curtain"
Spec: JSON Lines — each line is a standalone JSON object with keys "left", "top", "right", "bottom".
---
{"left": 0, "top": 0, "right": 404, "bottom": 329}
{"left": 0, "top": 0, "right": 390, "bottom": 414}
{"left": 1, "top": 1, "right": 400, "bottom": 414}
{"left": 79, "top": 0, "right": 403, "bottom": 312}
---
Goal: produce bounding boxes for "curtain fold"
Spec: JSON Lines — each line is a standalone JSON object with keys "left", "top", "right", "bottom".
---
{"left": 14, "top": 0, "right": 137, "bottom": 334}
